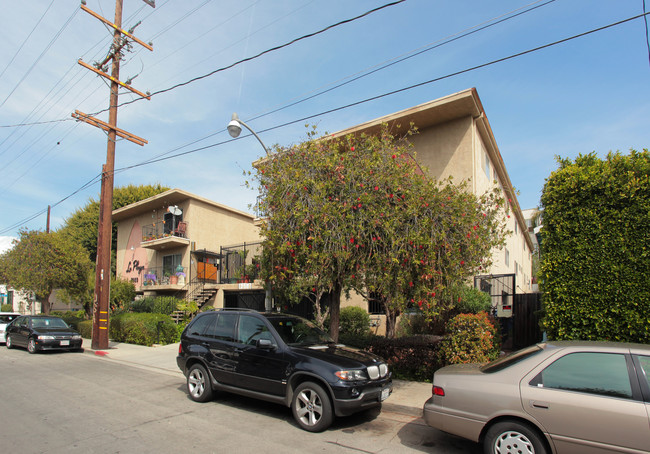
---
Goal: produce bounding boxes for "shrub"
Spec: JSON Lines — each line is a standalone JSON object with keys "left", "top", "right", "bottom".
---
{"left": 439, "top": 312, "right": 499, "bottom": 365}
{"left": 77, "top": 320, "right": 93, "bottom": 339}
{"left": 367, "top": 335, "right": 443, "bottom": 381}
{"left": 152, "top": 296, "right": 179, "bottom": 315}
{"left": 130, "top": 296, "right": 156, "bottom": 313}
{"left": 1, "top": 304, "right": 13, "bottom": 312}
{"left": 339, "top": 306, "right": 371, "bottom": 337}
{"left": 541, "top": 151, "right": 650, "bottom": 342}
{"left": 50, "top": 310, "right": 86, "bottom": 329}
{"left": 110, "top": 313, "right": 177, "bottom": 346}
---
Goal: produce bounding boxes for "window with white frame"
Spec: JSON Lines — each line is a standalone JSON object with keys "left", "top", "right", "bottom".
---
{"left": 505, "top": 248, "right": 510, "bottom": 267}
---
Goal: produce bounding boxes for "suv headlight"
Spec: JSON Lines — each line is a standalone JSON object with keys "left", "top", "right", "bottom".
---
{"left": 72, "top": 335, "right": 82, "bottom": 340}
{"left": 335, "top": 369, "right": 368, "bottom": 381}
{"left": 38, "top": 335, "right": 55, "bottom": 340}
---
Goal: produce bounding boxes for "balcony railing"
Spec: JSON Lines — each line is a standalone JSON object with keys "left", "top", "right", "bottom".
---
{"left": 141, "top": 266, "right": 188, "bottom": 287}
{"left": 219, "top": 241, "right": 263, "bottom": 284}
{"left": 142, "top": 220, "right": 189, "bottom": 243}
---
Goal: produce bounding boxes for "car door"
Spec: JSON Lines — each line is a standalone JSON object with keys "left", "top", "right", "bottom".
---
{"left": 521, "top": 351, "right": 650, "bottom": 454}
{"left": 201, "top": 312, "right": 239, "bottom": 386}
{"left": 10, "top": 316, "right": 29, "bottom": 346}
{"left": 233, "top": 314, "right": 289, "bottom": 396}
{"left": 633, "top": 355, "right": 650, "bottom": 434}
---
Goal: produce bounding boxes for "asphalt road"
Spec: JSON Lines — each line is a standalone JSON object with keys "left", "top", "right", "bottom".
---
{"left": 0, "top": 346, "right": 480, "bottom": 453}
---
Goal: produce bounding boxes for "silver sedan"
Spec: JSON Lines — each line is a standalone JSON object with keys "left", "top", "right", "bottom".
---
{"left": 423, "top": 341, "right": 650, "bottom": 454}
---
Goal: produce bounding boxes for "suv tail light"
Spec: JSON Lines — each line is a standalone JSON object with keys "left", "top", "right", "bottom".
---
{"left": 178, "top": 343, "right": 183, "bottom": 355}
{"left": 433, "top": 385, "right": 445, "bottom": 396}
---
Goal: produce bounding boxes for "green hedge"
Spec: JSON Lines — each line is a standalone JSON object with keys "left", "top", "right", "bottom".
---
{"left": 540, "top": 151, "right": 650, "bottom": 342}
{"left": 340, "top": 332, "right": 442, "bottom": 381}
{"left": 110, "top": 313, "right": 178, "bottom": 346}
{"left": 50, "top": 310, "right": 87, "bottom": 330}
{"left": 77, "top": 320, "right": 93, "bottom": 339}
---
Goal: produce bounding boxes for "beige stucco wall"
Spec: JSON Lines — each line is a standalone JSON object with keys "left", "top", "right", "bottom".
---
{"left": 114, "top": 193, "right": 260, "bottom": 289}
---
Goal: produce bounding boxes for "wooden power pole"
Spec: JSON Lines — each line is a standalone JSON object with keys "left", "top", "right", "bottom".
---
{"left": 75, "top": 0, "right": 153, "bottom": 350}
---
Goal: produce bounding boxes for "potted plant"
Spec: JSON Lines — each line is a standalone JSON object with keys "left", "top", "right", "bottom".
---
{"left": 175, "top": 271, "right": 186, "bottom": 285}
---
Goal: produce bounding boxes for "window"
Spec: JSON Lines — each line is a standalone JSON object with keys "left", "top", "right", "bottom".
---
{"left": 531, "top": 352, "right": 633, "bottom": 399}
{"left": 483, "top": 150, "right": 490, "bottom": 178}
{"left": 636, "top": 355, "right": 650, "bottom": 391}
{"left": 237, "top": 315, "right": 275, "bottom": 346}
{"left": 187, "top": 314, "right": 215, "bottom": 336}
{"left": 163, "top": 211, "right": 182, "bottom": 234}
{"left": 204, "top": 313, "right": 236, "bottom": 342}
{"left": 368, "top": 293, "right": 383, "bottom": 315}
{"left": 163, "top": 254, "right": 182, "bottom": 277}
{"left": 505, "top": 248, "right": 510, "bottom": 266}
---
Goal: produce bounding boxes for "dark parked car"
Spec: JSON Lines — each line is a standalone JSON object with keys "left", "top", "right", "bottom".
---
{"left": 423, "top": 341, "right": 650, "bottom": 454}
{"left": 5, "top": 315, "right": 83, "bottom": 353}
{"left": 177, "top": 309, "right": 392, "bottom": 432}
{"left": 0, "top": 312, "right": 21, "bottom": 343}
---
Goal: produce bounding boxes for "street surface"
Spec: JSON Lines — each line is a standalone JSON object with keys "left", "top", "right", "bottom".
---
{"left": 0, "top": 347, "right": 480, "bottom": 453}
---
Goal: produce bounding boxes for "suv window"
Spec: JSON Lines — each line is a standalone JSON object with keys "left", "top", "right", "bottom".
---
{"left": 187, "top": 314, "right": 215, "bottom": 336}
{"left": 532, "top": 352, "right": 633, "bottom": 399}
{"left": 204, "top": 312, "right": 236, "bottom": 342}
{"left": 236, "top": 315, "right": 275, "bottom": 346}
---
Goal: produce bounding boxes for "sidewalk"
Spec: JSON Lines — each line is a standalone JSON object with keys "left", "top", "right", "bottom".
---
{"left": 82, "top": 339, "right": 430, "bottom": 417}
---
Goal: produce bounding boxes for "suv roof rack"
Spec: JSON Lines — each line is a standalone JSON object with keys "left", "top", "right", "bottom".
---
{"left": 217, "top": 307, "right": 259, "bottom": 312}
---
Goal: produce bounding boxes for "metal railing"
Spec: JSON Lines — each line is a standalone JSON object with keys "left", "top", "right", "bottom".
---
{"left": 141, "top": 220, "right": 189, "bottom": 242}
{"left": 141, "top": 266, "right": 188, "bottom": 287}
{"left": 219, "top": 241, "right": 263, "bottom": 284}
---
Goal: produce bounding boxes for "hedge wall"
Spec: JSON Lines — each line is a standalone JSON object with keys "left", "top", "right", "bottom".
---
{"left": 540, "top": 150, "right": 650, "bottom": 342}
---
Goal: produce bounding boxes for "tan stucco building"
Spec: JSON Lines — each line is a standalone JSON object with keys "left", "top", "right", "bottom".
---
{"left": 331, "top": 88, "right": 535, "bottom": 325}
{"left": 113, "top": 188, "right": 263, "bottom": 308}
{"left": 113, "top": 89, "right": 533, "bottom": 323}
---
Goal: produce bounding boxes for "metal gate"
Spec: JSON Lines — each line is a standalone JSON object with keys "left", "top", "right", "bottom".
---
{"left": 224, "top": 291, "right": 266, "bottom": 311}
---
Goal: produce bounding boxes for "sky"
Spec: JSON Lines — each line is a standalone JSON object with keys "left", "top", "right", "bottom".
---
{"left": 0, "top": 0, "right": 649, "bottom": 253}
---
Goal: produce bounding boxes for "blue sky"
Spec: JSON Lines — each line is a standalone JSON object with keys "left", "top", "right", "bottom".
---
{"left": 1, "top": 0, "right": 649, "bottom": 252}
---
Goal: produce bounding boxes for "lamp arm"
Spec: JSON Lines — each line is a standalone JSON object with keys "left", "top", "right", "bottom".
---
{"left": 238, "top": 119, "right": 269, "bottom": 155}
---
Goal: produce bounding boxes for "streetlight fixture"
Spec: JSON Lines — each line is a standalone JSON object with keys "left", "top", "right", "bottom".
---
{"left": 226, "top": 112, "right": 272, "bottom": 311}
{"left": 227, "top": 112, "right": 269, "bottom": 155}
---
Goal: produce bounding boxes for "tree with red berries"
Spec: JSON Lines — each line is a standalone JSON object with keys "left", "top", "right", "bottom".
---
{"left": 253, "top": 125, "right": 507, "bottom": 340}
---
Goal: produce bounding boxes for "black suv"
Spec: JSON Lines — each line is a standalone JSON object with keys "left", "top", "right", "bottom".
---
{"left": 177, "top": 309, "right": 392, "bottom": 432}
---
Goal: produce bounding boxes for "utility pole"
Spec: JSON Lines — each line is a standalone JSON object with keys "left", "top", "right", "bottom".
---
{"left": 75, "top": 0, "right": 153, "bottom": 350}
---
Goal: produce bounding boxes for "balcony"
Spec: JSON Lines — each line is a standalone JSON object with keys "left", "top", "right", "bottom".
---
{"left": 141, "top": 266, "right": 188, "bottom": 289}
{"left": 141, "top": 221, "right": 190, "bottom": 250}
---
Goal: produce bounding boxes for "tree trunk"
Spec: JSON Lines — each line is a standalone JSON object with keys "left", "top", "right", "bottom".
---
{"left": 384, "top": 305, "right": 399, "bottom": 339}
{"left": 328, "top": 282, "right": 342, "bottom": 342}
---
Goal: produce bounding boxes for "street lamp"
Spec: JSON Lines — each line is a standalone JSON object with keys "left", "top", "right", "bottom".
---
{"left": 227, "top": 112, "right": 269, "bottom": 155}
{"left": 226, "top": 112, "right": 272, "bottom": 310}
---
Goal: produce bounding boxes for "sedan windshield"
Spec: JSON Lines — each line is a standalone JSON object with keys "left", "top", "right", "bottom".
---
{"left": 31, "top": 318, "right": 70, "bottom": 329}
{"left": 268, "top": 316, "right": 332, "bottom": 346}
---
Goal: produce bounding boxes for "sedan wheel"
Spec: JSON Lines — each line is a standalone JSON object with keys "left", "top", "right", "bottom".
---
{"left": 484, "top": 421, "right": 547, "bottom": 454}
{"left": 27, "top": 338, "right": 38, "bottom": 354}
{"left": 291, "top": 381, "right": 333, "bottom": 432}
{"left": 187, "top": 364, "right": 213, "bottom": 402}
{"left": 6, "top": 335, "right": 13, "bottom": 349}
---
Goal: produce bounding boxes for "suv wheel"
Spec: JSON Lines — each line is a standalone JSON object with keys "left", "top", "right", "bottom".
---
{"left": 187, "top": 364, "right": 213, "bottom": 402}
{"left": 292, "top": 381, "right": 333, "bottom": 432}
{"left": 27, "top": 338, "right": 37, "bottom": 354}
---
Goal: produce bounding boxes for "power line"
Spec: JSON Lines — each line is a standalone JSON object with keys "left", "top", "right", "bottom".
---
{"left": 0, "top": 0, "right": 56, "bottom": 82}
{"left": 2, "top": 9, "right": 648, "bottom": 236}
{"left": 98, "top": 0, "right": 407, "bottom": 114}
{"left": 0, "top": 5, "right": 79, "bottom": 108}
